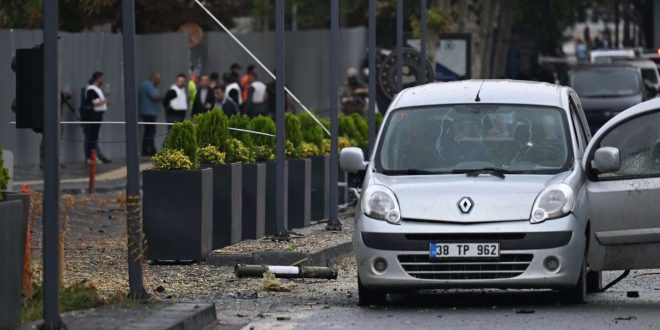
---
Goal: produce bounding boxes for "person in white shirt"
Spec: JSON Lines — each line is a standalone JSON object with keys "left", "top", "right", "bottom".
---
{"left": 163, "top": 74, "right": 188, "bottom": 128}
{"left": 246, "top": 72, "right": 268, "bottom": 117}
{"left": 83, "top": 71, "right": 111, "bottom": 164}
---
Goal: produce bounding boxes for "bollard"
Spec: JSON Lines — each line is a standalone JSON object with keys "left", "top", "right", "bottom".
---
{"left": 234, "top": 264, "right": 338, "bottom": 279}
{"left": 89, "top": 150, "right": 96, "bottom": 193}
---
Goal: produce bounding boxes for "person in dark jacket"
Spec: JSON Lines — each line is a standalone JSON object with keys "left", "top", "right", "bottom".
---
{"left": 82, "top": 71, "right": 111, "bottom": 164}
{"left": 212, "top": 85, "right": 239, "bottom": 116}
{"left": 191, "top": 74, "right": 215, "bottom": 116}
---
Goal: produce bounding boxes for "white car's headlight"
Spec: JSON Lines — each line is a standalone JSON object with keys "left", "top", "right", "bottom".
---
{"left": 362, "top": 185, "right": 401, "bottom": 225}
{"left": 530, "top": 184, "right": 575, "bottom": 224}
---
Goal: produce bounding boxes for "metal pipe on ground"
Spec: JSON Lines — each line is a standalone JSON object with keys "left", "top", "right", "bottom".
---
{"left": 234, "top": 265, "right": 338, "bottom": 280}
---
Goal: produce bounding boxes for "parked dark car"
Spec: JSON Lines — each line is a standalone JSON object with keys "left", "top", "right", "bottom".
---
{"left": 569, "top": 64, "right": 656, "bottom": 132}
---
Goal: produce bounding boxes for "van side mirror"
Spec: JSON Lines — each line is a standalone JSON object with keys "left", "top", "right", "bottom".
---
{"left": 340, "top": 147, "right": 368, "bottom": 174}
{"left": 592, "top": 147, "right": 620, "bottom": 173}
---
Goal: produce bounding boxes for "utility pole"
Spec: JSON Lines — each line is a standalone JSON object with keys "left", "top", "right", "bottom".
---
{"left": 327, "top": 0, "right": 341, "bottom": 231}
{"left": 275, "top": 0, "right": 287, "bottom": 237}
{"left": 42, "top": 0, "right": 63, "bottom": 327}
{"left": 122, "top": 0, "right": 148, "bottom": 299}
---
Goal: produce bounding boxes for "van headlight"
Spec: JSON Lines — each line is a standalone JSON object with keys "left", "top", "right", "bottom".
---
{"left": 362, "top": 185, "right": 401, "bottom": 225}
{"left": 530, "top": 184, "right": 575, "bottom": 224}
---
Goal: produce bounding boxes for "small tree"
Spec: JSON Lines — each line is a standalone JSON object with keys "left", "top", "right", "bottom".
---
{"left": 247, "top": 115, "right": 276, "bottom": 149}
{"left": 195, "top": 109, "right": 229, "bottom": 152}
{"left": 164, "top": 121, "right": 199, "bottom": 168}
{"left": 299, "top": 113, "right": 325, "bottom": 151}
{"left": 285, "top": 113, "right": 303, "bottom": 148}
{"left": 228, "top": 114, "right": 254, "bottom": 148}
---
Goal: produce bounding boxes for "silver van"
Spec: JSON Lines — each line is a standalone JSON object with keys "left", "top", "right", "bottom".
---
{"left": 341, "top": 80, "right": 660, "bottom": 305}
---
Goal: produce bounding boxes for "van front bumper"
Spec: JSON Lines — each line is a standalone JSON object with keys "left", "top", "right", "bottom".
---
{"left": 354, "top": 214, "right": 586, "bottom": 290}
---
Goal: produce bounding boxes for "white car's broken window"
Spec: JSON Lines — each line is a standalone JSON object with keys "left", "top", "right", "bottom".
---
{"left": 376, "top": 104, "right": 571, "bottom": 174}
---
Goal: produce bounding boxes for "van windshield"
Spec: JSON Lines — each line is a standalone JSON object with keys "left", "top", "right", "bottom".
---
{"left": 570, "top": 67, "right": 641, "bottom": 97}
{"left": 376, "top": 104, "right": 572, "bottom": 174}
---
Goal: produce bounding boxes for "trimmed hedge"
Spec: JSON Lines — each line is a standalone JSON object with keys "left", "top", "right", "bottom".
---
{"left": 164, "top": 121, "right": 199, "bottom": 168}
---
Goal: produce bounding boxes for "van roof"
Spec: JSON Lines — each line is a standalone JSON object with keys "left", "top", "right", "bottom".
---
{"left": 391, "top": 79, "right": 567, "bottom": 109}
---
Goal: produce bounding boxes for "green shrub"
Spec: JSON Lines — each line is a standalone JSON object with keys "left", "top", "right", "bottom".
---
{"left": 226, "top": 138, "right": 255, "bottom": 163}
{"left": 164, "top": 121, "right": 198, "bottom": 167}
{"left": 198, "top": 145, "right": 226, "bottom": 165}
{"left": 247, "top": 115, "right": 276, "bottom": 149}
{"left": 299, "top": 113, "right": 325, "bottom": 150}
{"left": 0, "top": 147, "right": 9, "bottom": 199}
{"left": 285, "top": 113, "right": 303, "bottom": 148}
{"left": 285, "top": 140, "right": 298, "bottom": 159}
{"left": 338, "top": 115, "right": 360, "bottom": 143}
{"left": 321, "top": 118, "right": 330, "bottom": 133}
{"left": 195, "top": 109, "right": 229, "bottom": 152}
{"left": 350, "top": 113, "right": 368, "bottom": 148}
{"left": 228, "top": 114, "right": 253, "bottom": 148}
{"left": 152, "top": 149, "right": 194, "bottom": 170}
{"left": 253, "top": 145, "right": 275, "bottom": 162}
{"left": 298, "top": 142, "right": 321, "bottom": 158}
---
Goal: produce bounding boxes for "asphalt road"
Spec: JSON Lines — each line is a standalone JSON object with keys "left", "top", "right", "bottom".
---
{"left": 222, "top": 257, "right": 660, "bottom": 330}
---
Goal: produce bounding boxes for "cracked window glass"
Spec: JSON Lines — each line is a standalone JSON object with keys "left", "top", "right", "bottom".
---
{"left": 600, "top": 111, "right": 660, "bottom": 178}
{"left": 376, "top": 104, "right": 572, "bottom": 174}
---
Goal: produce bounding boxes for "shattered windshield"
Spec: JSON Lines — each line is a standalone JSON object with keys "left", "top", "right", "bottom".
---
{"left": 376, "top": 104, "right": 572, "bottom": 174}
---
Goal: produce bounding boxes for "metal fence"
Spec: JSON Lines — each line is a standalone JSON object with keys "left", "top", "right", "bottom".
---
{"left": 1, "top": 28, "right": 367, "bottom": 167}
{"left": 0, "top": 29, "right": 189, "bottom": 167}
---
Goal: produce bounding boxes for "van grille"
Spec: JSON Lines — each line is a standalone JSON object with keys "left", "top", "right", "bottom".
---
{"left": 397, "top": 254, "right": 533, "bottom": 280}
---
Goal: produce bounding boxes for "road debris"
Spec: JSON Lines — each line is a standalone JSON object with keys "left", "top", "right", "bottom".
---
{"left": 235, "top": 264, "right": 339, "bottom": 279}
{"left": 515, "top": 309, "right": 535, "bottom": 314}
{"left": 626, "top": 291, "right": 640, "bottom": 298}
{"left": 261, "top": 271, "right": 295, "bottom": 292}
{"left": 614, "top": 316, "right": 637, "bottom": 323}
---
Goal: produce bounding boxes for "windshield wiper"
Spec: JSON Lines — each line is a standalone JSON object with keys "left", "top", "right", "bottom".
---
{"left": 381, "top": 169, "right": 448, "bottom": 175}
{"left": 452, "top": 167, "right": 511, "bottom": 179}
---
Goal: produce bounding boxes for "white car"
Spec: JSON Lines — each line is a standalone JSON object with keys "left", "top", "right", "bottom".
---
{"left": 341, "top": 80, "right": 660, "bottom": 305}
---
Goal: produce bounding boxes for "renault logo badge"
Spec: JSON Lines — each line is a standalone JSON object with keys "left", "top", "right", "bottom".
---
{"left": 458, "top": 197, "right": 473, "bottom": 214}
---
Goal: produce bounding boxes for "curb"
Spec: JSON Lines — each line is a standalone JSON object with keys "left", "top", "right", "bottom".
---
{"left": 207, "top": 241, "right": 353, "bottom": 267}
{"left": 120, "top": 303, "right": 217, "bottom": 330}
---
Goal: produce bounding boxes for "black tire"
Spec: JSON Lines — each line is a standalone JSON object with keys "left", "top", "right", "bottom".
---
{"left": 586, "top": 270, "right": 603, "bottom": 293}
{"left": 559, "top": 258, "right": 587, "bottom": 304}
{"left": 357, "top": 276, "right": 387, "bottom": 306}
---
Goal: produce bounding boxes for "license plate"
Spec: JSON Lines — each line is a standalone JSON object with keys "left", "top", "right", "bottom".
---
{"left": 430, "top": 243, "right": 500, "bottom": 258}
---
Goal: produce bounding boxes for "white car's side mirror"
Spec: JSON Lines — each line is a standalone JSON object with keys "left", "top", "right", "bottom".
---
{"left": 592, "top": 147, "right": 621, "bottom": 174}
{"left": 340, "top": 147, "right": 368, "bottom": 174}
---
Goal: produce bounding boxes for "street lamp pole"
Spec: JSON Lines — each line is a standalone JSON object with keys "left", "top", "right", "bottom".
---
{"left": 396, "top": 0, "right": 404, "bottom": 92}
{"left": 368, "top": 0, "right": 376, "bottom": 155}
{"left": 275, "top": 0, "right": 287, "bottom": 237}
{"left": 327, "top": 0, "right": 341, "bottom": 231}
{"left": 420, "top": 0, "right": 428, "bottom": 84}
{"left": 121, "top": 0, "right": 148, "bottom": 299}
{"left": 42, "top": 0, "right": 63, "bottom": 327}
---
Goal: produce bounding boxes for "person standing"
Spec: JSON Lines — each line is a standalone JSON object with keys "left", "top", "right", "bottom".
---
{"left": 223, "top": 72, "right": 243, "bottom": 110}
{"left": 191, "top": 74, "right": 215, "bottom": 116}
{"left": 209, "top": 72, "right": 220, "bottom": 89}
{"left": 138, "top": 73, "right": 162, "bottom": 156}
{"left": 212, "top": 85, "right": 239, "bottom": 117}
{"left": 163, "top": 74, "right": 188, "bottom": 126}
{"left": 340, "top": 68, "right": 368, "bottom": 116}
{"left": 246, "top": 72, "right": 268, "bottom": 117}
{"left": 240, "top": 64, "right": 255, "bottom": 105}
{"left": 83, "top": 71, "right": 112, "bottom": 163}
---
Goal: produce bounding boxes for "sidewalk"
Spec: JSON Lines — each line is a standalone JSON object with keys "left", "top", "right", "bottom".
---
{"left": 25, "top": 189, "right": 355, "bottom": 329}
{"left": 12, "top": 158, "right": 152, "bottom": 193}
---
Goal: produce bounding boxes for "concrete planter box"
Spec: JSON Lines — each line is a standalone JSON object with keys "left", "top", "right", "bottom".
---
{"left": 241, "top": 163, "right": 266, "bottom": 240}
{"left": 207, "top": 163, "right": 242, "bottom": 249}
{"left": 143, "top": 168, "right": 212, "bottom": 261}
{"left": 265, "top": 161, "right": 288, "bottom": 235}
{"left": 311, "top": 155, "right": 330, "bottom": 221}
{"left": 288, "top": 158, "right": 312, "bottom": 230}
{"left": 0, "top": 195, "right": 27, "bottom": 330}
